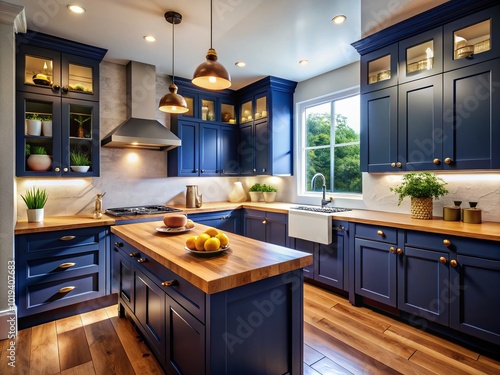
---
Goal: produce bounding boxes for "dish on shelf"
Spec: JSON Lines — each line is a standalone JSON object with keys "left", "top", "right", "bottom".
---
{"left": 184, "top": 245, "right": 229, "bottom": 256}
{"left": 32, "top": 74, "right": 51, "bottom": 86}
{"left": 155, "top": 225, "right": 195, "bottom": 234}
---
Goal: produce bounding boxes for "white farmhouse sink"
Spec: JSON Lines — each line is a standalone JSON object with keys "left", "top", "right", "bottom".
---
{"left": 288, "top": 206, "right": 351, "bottom": 245}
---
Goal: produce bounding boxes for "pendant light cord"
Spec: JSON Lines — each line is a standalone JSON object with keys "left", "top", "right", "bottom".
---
{"left": 210, "top": 0, "right": 213, "bottom": 49}
{"left": 171, "top": 18, "right": 175, "bottom": 84}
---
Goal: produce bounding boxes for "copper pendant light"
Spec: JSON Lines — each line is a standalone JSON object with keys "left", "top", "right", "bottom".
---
{"left": 192, "top": 0, "right": 231, "bottom": 90}
{"left": 159, "top": 11, "right": 189, "bottom": 114}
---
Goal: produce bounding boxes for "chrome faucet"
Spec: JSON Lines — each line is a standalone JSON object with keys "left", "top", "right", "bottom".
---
{"left": 311, "top": 173, "right": 331, "bottom": 207}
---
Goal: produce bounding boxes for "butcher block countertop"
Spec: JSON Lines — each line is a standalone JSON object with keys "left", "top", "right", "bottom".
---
{"left": 15, "top": 201, "right": 500, "bottom": 241}
{"left": 111, "top": 221, "right": 312, "bottom": 294}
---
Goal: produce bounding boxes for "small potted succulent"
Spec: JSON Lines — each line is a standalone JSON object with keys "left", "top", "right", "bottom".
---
{"left": 390, "top": 172, "right": 448, "bottom": 219}
{"left": 249, "top": 183, "right": 263, "bottom": 202}
{"left": 41, "top": 115, "right": 52, "bottom": 137}
{"left": 21, "top": 186, "right": 48, "bottom": 222}
{"left": 261, "top": 184, "right": 278, "bottom": 203}
{"left": 70, "top": 150, "right": 91, "bottom": 172}
{"left": 26, "top": 145, "right": 52, "bottom": 171}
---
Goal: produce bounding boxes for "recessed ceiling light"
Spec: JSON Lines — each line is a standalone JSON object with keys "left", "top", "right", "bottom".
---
{"left": 143, "top": 35, "right": 156, "bottom": 42}
{"left": 235, "top": 61, "right": 246, "bottom": 67}
{"left": 67, "top": 5, "right": 86, "bottom": 14}
{"left": 332, "top": 15, "right": 346, "bottom": 25}
{"left": 299, "top": 59, "right": 309, "bottom": 65}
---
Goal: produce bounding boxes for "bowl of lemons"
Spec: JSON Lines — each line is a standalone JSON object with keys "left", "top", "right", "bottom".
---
{"left": 185, "top": 227, "right": 229, "bottom": 256}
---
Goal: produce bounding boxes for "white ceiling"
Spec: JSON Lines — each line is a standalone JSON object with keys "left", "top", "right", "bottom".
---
{"left": 9, "top": 0, "right": 444, "bottom": 90}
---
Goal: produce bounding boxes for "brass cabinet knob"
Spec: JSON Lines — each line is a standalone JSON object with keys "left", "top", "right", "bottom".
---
{"left": 390, "top": 246, "right": 396, "bottom": 253}
{"left": 253, "top": 168, "right": 257, "bottom": 172}
{"left": 450, "top": 259, "right": 458, "bottom": 267}
{"left": 58, "top": 262, "right": 76, "bottom": 269}
{"left": 63, "top": 167, "right": 68, "bottom": 172}
{"left": 162, "top": 280, "right": 178, "bottom": 287}
{"left": 377, "top": 230, "right": 384, "bottom": 236}
{"left": 443, "top": 239, "right": 451, "bottom": 247}
{"left": 262, "top": 220, "right": 267, "bottom": 224}
{"left": 444, "top": 157, "right": 452, "bottom": 164}
{"left": 58, "top": 286, "right": 75, "bottom": 293}
{"left": 433, "top": 158, "right": 441, "bottom": 165}
{"left": 129, "top": 252, "right": 140, "bottom": 258}
{"left": 439, "top": 256, "right": 447, "bottom": 264}
{"left": 59, "top": 235, "right": 76, "bottom": 241}
{"left": 391, "top": 162, "right": 396, "bottom": 168}
{"left": 396, "top": 162, "right": 402, "bottom": 168}
{"left": 137, "top": 258, "right": 147, "bottom": 263}
{"left": 114, "top": 242, "right": 124, "bottom": 248}
{"left": 396, "top": 248, "right": 403, "bottom": 255}
{"left": 55, "top": 167, "right": 60, "bottom": 172}
{"left": 201, "top": 169, "right": 205, "bottom": 173}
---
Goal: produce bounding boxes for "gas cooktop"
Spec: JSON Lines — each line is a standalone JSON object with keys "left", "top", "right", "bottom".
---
{"left": 105, "top": 205, "right": 182, "bottom": 217}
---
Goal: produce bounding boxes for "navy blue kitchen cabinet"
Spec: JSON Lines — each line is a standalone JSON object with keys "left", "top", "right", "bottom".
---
{"left": 16, "top": 226, "right": 109, "bottom": 321}
{"left": 237, "top": 76, "right": 297, "bottom": 176}
{"left": 187, "top": 210, "right": 241, "bottom": 234}
{"left": 360, "top": 43, "right": 398, "bottom": 94}
{"left": 111, "top": 246, "right": 134, "bottom": 311}
{"left": 168, "top": 119, "right": 198, "bottom": 176}
{"left": 243, "top": 209, "right": 289, "bottom": 247}
{"left": 360, "top": 87, "right": 398, "bottom": 172}
{"left": 16, "top": 31, "right": 106, "bottom": 178}
{"left": 442, "top": 60, "right": 500, "bottom": 169}
{"left": 219, "top": 124, "right": 240, "bottom": 175}
{"left": 290, "top": 238, "right": 315, "bottom": 278}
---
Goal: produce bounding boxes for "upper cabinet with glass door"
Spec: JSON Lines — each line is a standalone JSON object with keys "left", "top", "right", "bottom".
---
{"left": 360, "top": 44, "right": 398, "bottom": 94}
{"left": 16, "top": 31, "right": 104, "bottom": 101}
{"left": 444, "top": 5, "right": 500, "bottom": 71}
{"left": 399, "top": 28, "right": 443, "bottom": 83}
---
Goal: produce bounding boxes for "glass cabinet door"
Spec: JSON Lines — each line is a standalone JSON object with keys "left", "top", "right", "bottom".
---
{"left": 240, "top": 99, "right": 253, "bottom": 123}
{"left": 221, "top": 102, "right": 236, "bottom": 124}
{"left": 444, "top": 5, "right": 500, "bottom": 71}
{"left": 17, "top": 44, "right": 61, "bottom": 96}
{"left": 255, "top": 95, "right": 267, "bottom": 120}
{"left": 361, "top": 44, "right": 398, "bottom": 94}
{"left": 399, "top": 28, "right": 443, "bottom": 83}
{"left": 61, "top": 54, "right": 100, "bottom": 101}
{"left": 201, "top": 98, "right": 215, "bottom": 121}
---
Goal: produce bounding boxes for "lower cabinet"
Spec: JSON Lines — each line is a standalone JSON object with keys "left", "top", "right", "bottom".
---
{"left": 243, "top": 209, "right": 289, "bottom": 247}
{"left": 16, "top": 226, "right": 109, "bottom": 320}
{"left": 291, "top": 221, "right": 349, "bottom": 291}
{"left": 187, "top": 209, "right": 241, "bottom": 234}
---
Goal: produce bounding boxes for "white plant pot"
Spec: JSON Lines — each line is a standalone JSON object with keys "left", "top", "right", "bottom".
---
{"left": 27, "top": 154, "right": 52, "bottom": 171}
{"left": 26, "top": 119, "right": 42, "bottom": 135}
{"left": 42, "top": 120, "right": 52, "bottom": 136}
{"left": 249, "top": 191, "right": 263, "bottom": 202}
{"left": 228, "top": 182, "right": 247, "bottom": 202}
{"left": 27, "top": 208, "right": 44, "bottom": 223}
{"left": 263, "top": 192, "right": 277, "bottom": 203}
{"left": 71, "top": 165, "right": 90, "bottom": 172}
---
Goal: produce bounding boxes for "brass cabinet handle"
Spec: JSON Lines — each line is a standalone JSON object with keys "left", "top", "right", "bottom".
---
{"left": 396, "top": 162, "right": 402, "bottom": 168}
{"left": 161, "top": 280, "right": 178, "bottom": 287}
{"left": 114, "top": 242, "right": 124, "bottom": 248}
{"left": 55, "top": 167, "right": 61, "bottom": 172}
{"left": 396, "top": 248, "right": 403, "bottom": 255}
{"left": 433, "top": 158, "right": 441, "bottom": 165}
{"left": 450, "top": 259, "right": 458, "bottom": 267}
{"left": 201, "top": 169, "right": 205, "bottom": 173}
{"left": 137, "top": 258, "right": 147, "bottom": 263}
{"left": 262, "top": 220, "right": 267, "bottom": 224}
{"left": 59, "top": 286, "right": 75, "bottom": 293}
{"left": 129, "top": 252, "right": 140, "bottom": 258}
{"left": 444, "top": 157, "right": 452, "bottom": 164}
{"left": 58, "top": 262, "right": 76, "bottom": 269}
{"left": 59, "top": 235, "right": 76, "bottom": 241}
{"left": 63, "top": 167, "right": 68, "bottom": 172}
{"left": 391, "top": 162, "right": 396, "bottom": 168}
{"left": 253, "top": 168, "right": 257, "bottom": 172}
{"left": 377, "top": 230, "right": 384, "bottom": 237}
{"left": 439, "top": 256, "right": 447, "bottom": 264}
{"left": 443, "top": 239, "right": 451, "bottom": 247}
{"left": 390, "top": 246, "right": 396, "bottom": 253}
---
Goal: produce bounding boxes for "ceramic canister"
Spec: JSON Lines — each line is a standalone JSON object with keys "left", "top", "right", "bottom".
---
{"left": 463, "top": 208, "right": 482, "bottom": 224}
{"left": 443, "top": 206, "right": 461, "bottom": 221}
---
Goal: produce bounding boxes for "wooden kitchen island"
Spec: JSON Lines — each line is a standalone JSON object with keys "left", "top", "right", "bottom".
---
{"left": 111, "top": 221, "right": 312, "bottom": 375}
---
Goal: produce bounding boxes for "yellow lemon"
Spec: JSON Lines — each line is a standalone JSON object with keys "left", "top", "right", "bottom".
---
{"left": 185, "top": 236, "right": 197, "bottom": 250}
{"left": 216, "top": 233, "right": 229, "bottom": 248}
{"left": 204, "top": 227, "right": 219, "bottom": 237}
{"left": 204, "top": 237, "right": 221, "bottom": 251}
{"left": 195, "top": 233, "right": 211, "bottom": 251}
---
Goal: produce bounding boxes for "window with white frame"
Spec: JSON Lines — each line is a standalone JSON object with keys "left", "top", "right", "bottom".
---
{"left": 298, "top": 89, "right": 362, "bottom": 195}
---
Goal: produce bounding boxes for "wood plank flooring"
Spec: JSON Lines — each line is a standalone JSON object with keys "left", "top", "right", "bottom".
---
{"left": 1, "top": 284, "right": 499, "bottom": 374}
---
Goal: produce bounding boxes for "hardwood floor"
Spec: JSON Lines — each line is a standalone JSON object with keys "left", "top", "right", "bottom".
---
{"left": 1, "top": 284, "right": 499, "bottom": 374}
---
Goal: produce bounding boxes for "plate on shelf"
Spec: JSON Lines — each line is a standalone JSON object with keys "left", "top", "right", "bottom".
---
{"left": 155, "top": 225, "right": 194, "bottom": 234}
{"left": 184, "top": 245, "right": 229, "bottom": 257}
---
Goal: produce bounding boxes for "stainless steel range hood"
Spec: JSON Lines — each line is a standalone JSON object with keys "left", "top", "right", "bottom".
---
{"left": 101, "top": 61, "right": 181, "bottom": 151}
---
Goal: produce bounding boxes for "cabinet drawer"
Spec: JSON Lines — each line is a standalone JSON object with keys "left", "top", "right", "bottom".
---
{"left": 355, "top": 224, "right": 397, "bottom": 243}
{"left": 405, "top": 231, "right": 451, "bottom": 251}
{"left": 23, "top": 227, "right": 104, "bottom": 253}
{"left": 27, "top": 251, "right": 99, "bottom": 278}
{"left": 21, "top": 273, "right": 102, "bottom": 316}
{"left": 115, "top": 239, "right": 206, "bottom": 323}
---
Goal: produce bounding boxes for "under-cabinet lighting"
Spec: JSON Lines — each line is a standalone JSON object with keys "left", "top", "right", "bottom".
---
{"left": 68, "top": 5, "right": 85, "bottom": 14}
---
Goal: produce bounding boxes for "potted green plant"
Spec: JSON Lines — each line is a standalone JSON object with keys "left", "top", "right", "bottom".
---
{"left": 261, "top": 184, "right": 278, "bottom": 203}
{"left": 26, "top": 145, "right": 52, "bottom": 171}
{"left": 41, "top": 115, "right": 52, "bottom": 137}
{"left": 249, "top": 183, "right": 263, "bottom": 202}
{"left": 26, "top": 113, "right": 42, "bottom": 135}
{"left": 390, "top": 172, "right": 448, "bottom": 219}
{"left": 70, "top": 150, "right": 91, "bottom": 172}
{"left": 74, "top": 115, "right": 91, "bottom": 138}
{"left": 21, "top": 186, "right": 48, "bottom": 222}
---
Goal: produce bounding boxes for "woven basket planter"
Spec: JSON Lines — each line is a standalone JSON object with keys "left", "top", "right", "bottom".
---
{"left": 411, "top": 197, "right": 433, "bottom": 219}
